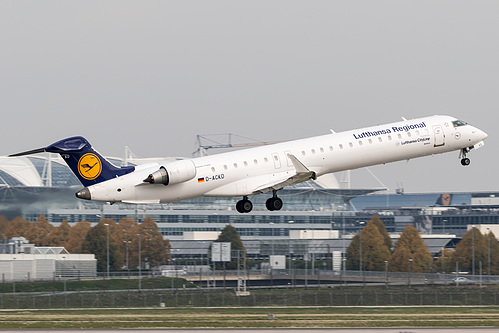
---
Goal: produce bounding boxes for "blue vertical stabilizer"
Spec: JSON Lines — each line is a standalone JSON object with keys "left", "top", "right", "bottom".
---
{"left": 10, "top": 136, "right": 135, "bottom": 187}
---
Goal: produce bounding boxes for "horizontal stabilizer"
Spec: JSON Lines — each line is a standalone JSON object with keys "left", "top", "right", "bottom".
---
{"left": 9, "top": 147, "right": 46, "bottom": 157}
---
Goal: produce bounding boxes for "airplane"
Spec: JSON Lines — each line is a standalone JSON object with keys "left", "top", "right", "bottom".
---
{"left": 9, "top": 115, "right": 487, "bottom": 213}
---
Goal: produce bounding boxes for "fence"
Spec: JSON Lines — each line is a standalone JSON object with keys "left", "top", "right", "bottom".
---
{"left": 1, "top": 288, "right": 499, "bottom": 309}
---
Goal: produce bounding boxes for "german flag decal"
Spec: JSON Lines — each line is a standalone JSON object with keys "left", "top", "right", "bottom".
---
{"left": 198, "top": 177, "right": 205, "bottom": 183}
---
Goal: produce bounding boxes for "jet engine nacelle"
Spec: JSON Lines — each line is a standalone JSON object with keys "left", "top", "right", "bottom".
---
{"left": 143, "top": 160, "right": 196, "bottom": 186}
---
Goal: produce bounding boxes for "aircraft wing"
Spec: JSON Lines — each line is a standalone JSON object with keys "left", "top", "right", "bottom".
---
{"left": 252, "top": 154, "right": 316, "bottom": 194}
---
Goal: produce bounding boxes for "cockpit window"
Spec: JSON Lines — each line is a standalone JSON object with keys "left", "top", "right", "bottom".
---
{"left": 452, "top": 120, "right": 468, "bottom": 127}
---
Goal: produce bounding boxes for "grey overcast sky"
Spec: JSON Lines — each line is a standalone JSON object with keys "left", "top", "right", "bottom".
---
{"left": 1, "top": 1, "right": 497, "bottom": 194}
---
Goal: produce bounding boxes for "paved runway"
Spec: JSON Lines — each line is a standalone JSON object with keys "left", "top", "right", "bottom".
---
{"left": 1, "top": 328, "right": 499, "bottom": 333}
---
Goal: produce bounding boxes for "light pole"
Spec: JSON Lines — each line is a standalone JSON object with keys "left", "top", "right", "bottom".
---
{"left": 408, "top": 258, "right": 413, "bottom": 287}
{"left": 138, "top": 233, "right": 142, "bottom": 291}
{"left": 487, "top": 228, "right": 491, "bottom": 282}
{"left": 269, "top": 222, "right": 275, "bottom": 256}
{"left": 104, "top": 223, "right": 109, "bottom": 279}
{"left": 359, "top": 231, "right": 362, "bottom": 273}
{"left": 288, "top": 220, "right": 294, "bottom": 276}
{"left": 359, "top": 221, "right": 365, "bottom": 285}
{"left": 384, "top": 260, "right": 389, "bottom": 287}
{"left": 342, "top": 258, "right": 347, "bottom": 287}
{"left": 124, "top": 240, "right": 131, "bottom": 275}
{"left": 472, "top": 226, "right": 475, "bottom": 276}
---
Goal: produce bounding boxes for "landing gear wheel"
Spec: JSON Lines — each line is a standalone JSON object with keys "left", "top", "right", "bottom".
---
{"left": 266, "top": 197, "right": 283, "bottom": 211}
{"left": 459, "top": 147, "right": 472, "bottom": 167}
{"left": 236, "top": 197, "right": 253, "bottom": 213}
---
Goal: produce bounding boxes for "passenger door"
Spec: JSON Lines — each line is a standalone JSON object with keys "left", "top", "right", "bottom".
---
{"left": 433, "top": 125, "right": 445, "bottom": 147}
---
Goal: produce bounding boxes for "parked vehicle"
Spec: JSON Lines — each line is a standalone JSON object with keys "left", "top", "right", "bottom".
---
{"left": 450, "top": 277, "right": 475, "bottom": 285}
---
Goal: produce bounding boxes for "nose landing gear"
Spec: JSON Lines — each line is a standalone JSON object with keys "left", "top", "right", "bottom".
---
{"left": 459, "top": 147, "right": 472, "bottom": 166}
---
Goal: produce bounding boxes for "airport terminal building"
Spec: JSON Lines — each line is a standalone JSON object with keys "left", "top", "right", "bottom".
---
{"left": 2, "top": 153, "right": 499, "bottom": 245}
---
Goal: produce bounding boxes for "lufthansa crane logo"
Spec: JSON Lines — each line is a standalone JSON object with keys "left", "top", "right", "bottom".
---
{"left": 78, "top": 153, "right": 102, "bottom": 180}
{"left": 441, "top": 194, "right": 451, "bottom": 206}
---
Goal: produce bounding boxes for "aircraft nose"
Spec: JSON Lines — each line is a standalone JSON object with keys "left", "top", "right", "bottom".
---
{"left": 76, "top": 187, "right": 91, "bottom": 200}
{"left": 475, "top": 128, "right": 488, "bottom": 141}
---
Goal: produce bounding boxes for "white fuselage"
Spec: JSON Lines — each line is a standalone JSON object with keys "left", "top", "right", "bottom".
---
{"left": 86, "top": 115, "right": 487, "bottom": 204}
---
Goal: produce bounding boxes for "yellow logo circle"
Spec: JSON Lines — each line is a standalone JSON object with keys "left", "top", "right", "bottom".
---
{"left": 78, "top": 153, "right": 102, "bottom": 180}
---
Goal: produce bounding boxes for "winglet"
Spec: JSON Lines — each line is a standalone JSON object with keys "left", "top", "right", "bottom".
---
{"left": 287, "top": 154, "right": 316, "bottom": 179}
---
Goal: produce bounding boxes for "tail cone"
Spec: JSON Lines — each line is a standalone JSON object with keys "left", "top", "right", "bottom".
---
{"left": 76, "top": 188, "right": 91, "bottom": 200}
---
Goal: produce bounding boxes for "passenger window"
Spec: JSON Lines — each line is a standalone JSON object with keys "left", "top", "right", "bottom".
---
{"left": 311, "top": 149, "right": 316, "bottom": 154}
{"left": 244, "top": 161, "right": 248, "bottom": 167}
{"left": 320, "top": 147, "right": 324, "bottom": 153}
{"left": 368, "top": 139, "right": 373, "bottom": 144}
{"left": 302, "top": 151, "right": 306, "bottom": 156}
{"left": 254, "top": 159, "right": 258, "bottom": 165}
{"left": 407, "top": 132, "right": 412, "bottom": 137}
{"left": 233, "top": 163, "right": 238, "bottom": 168}
{"left": 359, "top": 141, "right": 363, "bottom": 146}
{"left": 329, "top": 146, "right": 333, "bottom": 151}
{"left": 339, "top": 144, "right": 343, "bottom": 149}
{"left": 224, "top": 165, "right": 228, "bottom": 170}
{"left": 211, "top": 167, "right": 216, "bottom": 172}
{"left": 378, "top": 137, "right": 382, "bottom": 142}
{"left": 349, "top": 142, "right": 353, "bottom": 148}
{"left": 264, "top": 157, "right": 269, "bottom": 162}
{"left": 398, "top": 134, "right": 402, "bottom": 139}
{"left": 388, "top": 135, "right": 392, "bottom": 141}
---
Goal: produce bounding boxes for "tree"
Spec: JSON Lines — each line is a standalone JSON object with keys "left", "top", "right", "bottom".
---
{"left": 390, "top": 225, "right": 432, "bottom": 273}
{"left": 4, "top": 216, "right": 31, "bottom": 239}
{"left": 214, "top": 224, "right": 246, "bottom": 270}
{"left": 117, "top": 217, "right": 139, "bottom": 243}
{"left": 27, "top": 215, "right": 54, "bottom": 246}
{"left": 346, "top": 221, "right": 390, "bottom": 271}
{"left": 81, "top": 219, "right": 123, "bottom": 272}
{"left": 453, "top": 227, "right": 487, "bottom": 274}
{"left": 433, "top": 249, "right": 454, "bottom": 274}
{"left": 369, "top": 214, "right": 392, "bottom": 251}
{"left": 0, "top": 216, "right": 9, "bottom": 239}
{"left": 131, "top": 217, "right": 170, "bottom": 268}
{"left": 486, "top": 231, "right": 499, "bottom": 275}
{"left": 67, "top": 221, "right": 92, "bottom": 254}
{"left": 346, "top": 233, "right": 361, "bottom": 271}
{"left": 44, "top": 219, "right": 71, "bottom": 248}
{"left": 116, "top": 217, "right": 140, "bottom": 269}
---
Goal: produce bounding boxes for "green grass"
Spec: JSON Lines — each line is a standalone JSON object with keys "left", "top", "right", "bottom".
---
{"left": 1, "top": 306, "right": 499, "bottom": 328}
{"left": 2, "top": 279, "right": 499, "bottom": 328}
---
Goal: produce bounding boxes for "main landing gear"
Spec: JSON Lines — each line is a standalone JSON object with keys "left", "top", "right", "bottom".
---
{"left": 236, "top": 196, "right": 253, "bottom": 214}
{"left": 460, "top": 147, "right": 472, "bottom": 166}
{"left": 266, "top": 191, "right": 283, "bottom": 211}
{"left": 235, "top": 191, "right": 284, "bottom": 213}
